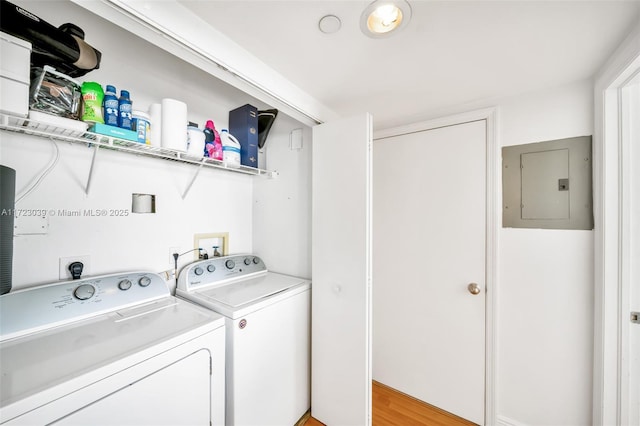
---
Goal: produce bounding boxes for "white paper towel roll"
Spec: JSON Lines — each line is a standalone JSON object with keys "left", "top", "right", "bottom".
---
{"left": 148, "top": 103, "right": 162, "bottom": 147}
{"left": 131, "top": 193, "right": 155, "bottom": 213}
{"left": 161, "top": 98, "right": 188, "bottom": 151}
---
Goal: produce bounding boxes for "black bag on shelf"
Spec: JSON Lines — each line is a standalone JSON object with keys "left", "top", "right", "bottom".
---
{"left": 0, "top": 0, "right": 101, "bottom": 78}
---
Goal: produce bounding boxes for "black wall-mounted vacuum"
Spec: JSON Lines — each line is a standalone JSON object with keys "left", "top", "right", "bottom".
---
{"left": 0, "top": 165, "right": 15, "bottom": 295}
{"left": 0, "top": 0, "right": 101, "bottom": 77}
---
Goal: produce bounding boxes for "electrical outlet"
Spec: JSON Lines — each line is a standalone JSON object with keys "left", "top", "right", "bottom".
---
{"left": 169, "top": 247, "right": 180, "bottom": 268}
{"left": 59, "top": 255, "right": 91, "bottom": 280}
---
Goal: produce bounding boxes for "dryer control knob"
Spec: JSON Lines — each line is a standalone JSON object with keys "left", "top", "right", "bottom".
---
{"left": 74, "top": 284, "right": 96, "bottom": 300}
{"left": 225, "top": 260, "right": 235, "bottom": 269}
{"left": 207, "top": 264, "right": 216, "bottom": 273}
{"left": 244, "top": 258, "right": 251, "bottom": 266}
{"left": 138, "top": 276, "right": 151, "bottom": 287}
{"left": 118, "top": 279, "right": 132, "bottom": 291}
{"left": 194, "top": 267, "right": 204, "bottom": 276}
{"left": 252, "top": 257, "right": 260, "bottom": 264}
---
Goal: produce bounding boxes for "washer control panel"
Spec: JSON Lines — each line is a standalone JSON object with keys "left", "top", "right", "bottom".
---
{"left": 178, "top": 254, "right": 266, "bottom": 290}
{"left": 0, "top": 272, "right": 169, "bottom": 342}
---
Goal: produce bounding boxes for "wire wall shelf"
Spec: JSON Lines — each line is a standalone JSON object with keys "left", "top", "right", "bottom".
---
{"left": 0, "top": 113, "right": 277, "bottom": 180}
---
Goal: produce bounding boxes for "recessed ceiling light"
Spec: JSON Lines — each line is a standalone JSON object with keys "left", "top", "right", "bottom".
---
{"left": 360, "top": 0, "right": 412, "bottom": 38}
{"left": 319, "top": 15, "right": 342, "bottom": 34}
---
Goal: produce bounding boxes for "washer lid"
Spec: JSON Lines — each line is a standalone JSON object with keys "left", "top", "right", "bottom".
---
{"left": 199, "top": 273, "right": 307, "bottom": 307}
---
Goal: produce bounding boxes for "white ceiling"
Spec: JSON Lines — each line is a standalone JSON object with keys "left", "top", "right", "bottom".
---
{"left": 180, "top": 0, "right": 640, "bottom": 129}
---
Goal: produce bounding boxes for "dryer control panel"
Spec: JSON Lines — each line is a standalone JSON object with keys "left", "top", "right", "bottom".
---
{"left": 177, "top": 254, "right": 266, "bottom": 291}
{"left": 0, "top": 272, "right": 169, "bottom": 342}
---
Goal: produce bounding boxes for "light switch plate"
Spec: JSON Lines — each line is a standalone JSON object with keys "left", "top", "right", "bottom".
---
{"left": 290, "top": 128, "right": 303, "bottom": 150}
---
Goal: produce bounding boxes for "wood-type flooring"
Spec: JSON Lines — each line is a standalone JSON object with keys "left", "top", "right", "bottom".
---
{"left": 302, "top": 381, "right": 477, "bottom": 426}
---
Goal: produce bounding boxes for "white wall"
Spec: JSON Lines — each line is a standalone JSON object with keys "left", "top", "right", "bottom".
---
{"left": 1, "top": 0, "right": 312, "bottom": 290}
{"left": 497, "top": 79, "right": 594, "bottom": 425}
{"left": 253, "top": 117, "right": 312, "bottom": 279}
{"left": 2, "top": 133, "right": 253, "bottom": 291}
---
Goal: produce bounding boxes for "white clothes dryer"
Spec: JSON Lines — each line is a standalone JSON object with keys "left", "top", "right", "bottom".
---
{"left": 177, "top": 255, "right": 310, "bottom": 426}
{"left": 0, "top": 271, "right": 225, "bottom": 425}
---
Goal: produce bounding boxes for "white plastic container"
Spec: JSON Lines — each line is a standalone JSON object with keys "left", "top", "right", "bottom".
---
{"left": 0, "top": 32, "right": 31, "bottom": 117}
{"left": 132, "top": 110, "right": 151, "bottom": 144}
{"left": 220, "top": 129, "right": 241, "bottom": 168}
{"left": 186, "top": 124, "right": 205, "bottom": 157}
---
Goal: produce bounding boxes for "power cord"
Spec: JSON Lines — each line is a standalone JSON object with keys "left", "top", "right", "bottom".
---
{"left": 173, "top": 248, "right": 203, "bottom": 287}
{"left": 15, "top": 138, "right": 60, "bottom": 204}
{"left": 68, "top": 261, "right": 84, "bottom": 280}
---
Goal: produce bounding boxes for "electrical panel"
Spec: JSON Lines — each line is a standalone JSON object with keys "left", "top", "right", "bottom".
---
{"left": 502, "top": 136, "right": 593, "bottom": 230}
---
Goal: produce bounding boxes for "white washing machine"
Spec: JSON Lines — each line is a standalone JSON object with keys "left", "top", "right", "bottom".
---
{"left": 0, "top": 271, "right": 226, "bottom": 425}
{"left": 177, "top": 254, "right": 310, "bottom": 426}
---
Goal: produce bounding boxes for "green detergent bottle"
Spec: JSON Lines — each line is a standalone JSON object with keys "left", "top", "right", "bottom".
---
{"left": 81, "top": 82, "right": 104, "bottom": 124}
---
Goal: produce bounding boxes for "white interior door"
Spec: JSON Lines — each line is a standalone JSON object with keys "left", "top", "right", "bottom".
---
{"left": 631, "top": 77, "right": 640, "bottom": 426}
{"left": 373, "top": 120, "right": 486, "bottom": 425}
{"left": 312, "top": 113, "right": 372, "bottom": 426}
{"left": 621, "top": 74, "right": 640, "bottom": 426}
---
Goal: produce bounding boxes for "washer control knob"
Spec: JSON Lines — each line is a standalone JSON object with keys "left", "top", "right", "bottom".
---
{"left": 194, "top": 267, "right": 204, "bottom": 276}
{"left": 225, "top": 260, "right": 235, "bottom": 270}
{"left": 138, "top": 276, "right": 151, "bottom": 287}
{"left": 244, "top": 258, "right": 251, "bottom": 266}
{"left": 74, "top": 284, "right": 96, "bottom": 300}
{"left": 207, "top": 264, "right": 216, "bottom": 273}
{"left": 252, "top": 257, "right": 260, "bottom": 265}
{"left": 118, "top": 279, "right": 132, "bottom": 291}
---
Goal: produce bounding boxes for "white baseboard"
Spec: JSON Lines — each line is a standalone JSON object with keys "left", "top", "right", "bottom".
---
{"left": 496, "top": 415, "right": 528, "bottom": 426}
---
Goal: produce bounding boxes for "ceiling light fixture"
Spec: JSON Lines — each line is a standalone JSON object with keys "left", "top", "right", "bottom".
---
{"left": 360, "top": 0, "right": 412, "bottom": 38}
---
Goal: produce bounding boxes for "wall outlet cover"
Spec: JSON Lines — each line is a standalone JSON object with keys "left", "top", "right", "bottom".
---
{"left": 14, "top": 215, "right": 48, "bottom": 235}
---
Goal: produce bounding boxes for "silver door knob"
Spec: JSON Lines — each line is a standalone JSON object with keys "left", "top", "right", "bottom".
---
{"left": 468, "top": 283, "right": 481, "bottom": 295}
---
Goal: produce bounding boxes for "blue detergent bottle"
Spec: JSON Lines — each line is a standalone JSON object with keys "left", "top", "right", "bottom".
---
{"left": 103, "top": 85, "right": 118, "bottom": 126}
{"left": 118, "top": 90, "right": 132, "bottom": 129}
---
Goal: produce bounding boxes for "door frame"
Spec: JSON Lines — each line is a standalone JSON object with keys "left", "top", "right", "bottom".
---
{"left": 374, "top": 107, "right": 498, "bottom": 425}
{"left": 593, "top": 21, "right": 640, "bottom": 426}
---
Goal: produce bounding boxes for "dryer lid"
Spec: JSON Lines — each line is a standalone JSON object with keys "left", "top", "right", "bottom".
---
{"left": 200, "top": 272, "right": 307, "bottom": 307}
